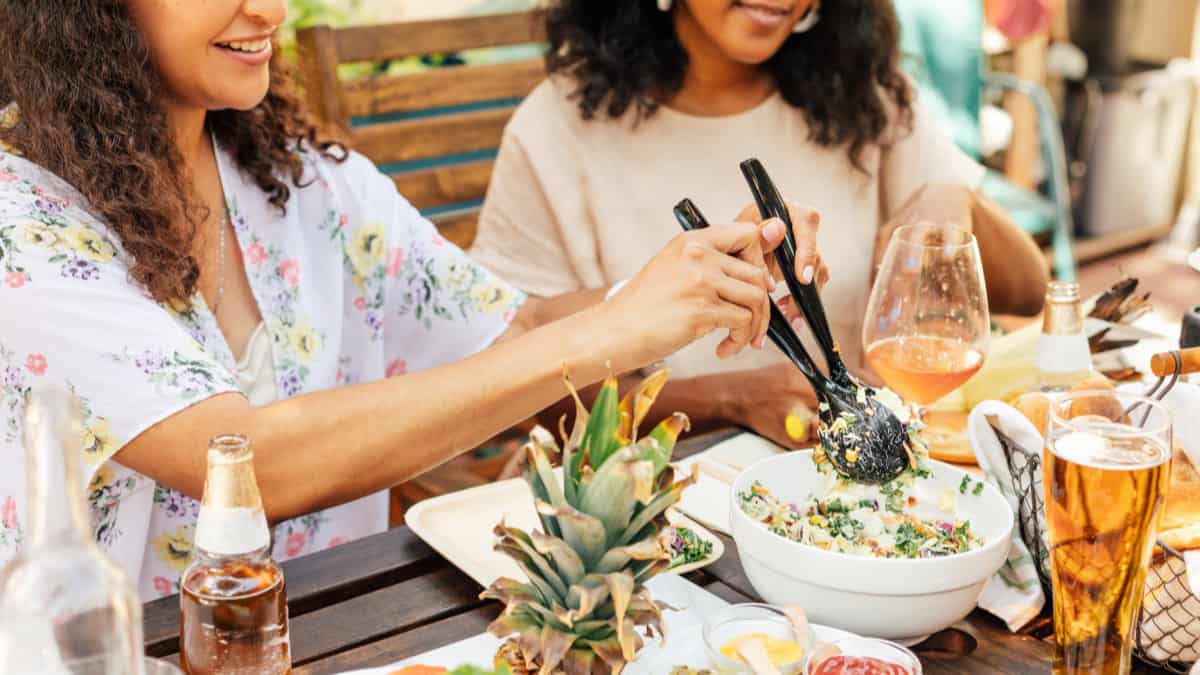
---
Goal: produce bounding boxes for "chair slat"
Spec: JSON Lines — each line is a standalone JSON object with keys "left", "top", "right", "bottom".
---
{"left": 344, "top": 59, "right": 544, "bottom": 118}
{"left": 295, "top": 25, "right": 352, "bottom": 130}
{"left": 353, "top": 107, "right": 512, "bottom": 166}
{"left": 430, "top": 209, "right": 480, "bottom": 249}
{"left": 392, "top": 160, "right": 494, "bottom": 211}
{"left": 332, "top": 11, "right": 546, "bottom": 65}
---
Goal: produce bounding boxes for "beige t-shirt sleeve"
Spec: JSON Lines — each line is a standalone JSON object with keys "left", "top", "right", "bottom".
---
{"left": 470, "top": 125, "right": 585, "bottom": 298}
{"left": 880, "top": 94, "right": 988, "bottom": 220}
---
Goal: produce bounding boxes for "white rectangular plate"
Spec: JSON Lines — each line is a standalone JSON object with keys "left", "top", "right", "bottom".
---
{"left": 405, "top": 474, "right": 724, "bottom": 589}
{"left": 336, "top": 575, "right": 856, "bottom": 675}
{"left": 673, "top": 433, "right": 787, "bottom": 534}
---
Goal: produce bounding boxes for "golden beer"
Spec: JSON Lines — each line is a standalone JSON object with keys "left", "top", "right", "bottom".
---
{"left": 1044, "top": 393, "right": 1172, "bottom": 675}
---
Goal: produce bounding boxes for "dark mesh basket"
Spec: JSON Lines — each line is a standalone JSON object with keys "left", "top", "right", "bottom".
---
{"left": 997, "top": 367, "right": 1198, "bottom": 672}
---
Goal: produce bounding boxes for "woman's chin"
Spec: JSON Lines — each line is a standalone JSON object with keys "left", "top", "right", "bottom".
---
{"left": 214, "top": 89, "right": 271, "bottom": 113}
{"left": 715, "top": 35, "right": 790, "bottom": 66}
{"left": 724, "top": 44, "right": 787, "bottom": 66}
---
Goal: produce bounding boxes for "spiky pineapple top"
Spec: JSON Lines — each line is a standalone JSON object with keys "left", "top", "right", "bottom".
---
{"left": 483, "top": 370, "right": 694, "bottom": 675}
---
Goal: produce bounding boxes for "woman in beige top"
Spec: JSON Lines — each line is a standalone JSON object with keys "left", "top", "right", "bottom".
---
{"left": 471, "top": 0, "right": 1049, "bottom": 448}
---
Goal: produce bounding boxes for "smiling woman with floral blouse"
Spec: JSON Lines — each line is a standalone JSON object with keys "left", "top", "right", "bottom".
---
{"left": 0, "top": 0, "right": 819, "bottom": 599}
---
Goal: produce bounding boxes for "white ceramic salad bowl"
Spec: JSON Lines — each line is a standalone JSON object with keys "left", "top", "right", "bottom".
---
{"left": 730, "top": 451, "right": 1014, "bottom": 643}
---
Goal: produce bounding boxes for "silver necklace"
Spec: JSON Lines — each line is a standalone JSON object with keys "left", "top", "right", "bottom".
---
{"left": 211, "top": 206, "right": 227, "bottom": 315}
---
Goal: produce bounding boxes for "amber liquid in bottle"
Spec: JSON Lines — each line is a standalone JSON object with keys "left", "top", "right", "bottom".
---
{"left": 179, "top": 435, "right": 291, "bottom": 674}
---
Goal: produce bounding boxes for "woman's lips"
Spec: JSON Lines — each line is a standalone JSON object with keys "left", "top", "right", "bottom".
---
{"left": 732, "top": 0, "right": 795, "bottom": 29}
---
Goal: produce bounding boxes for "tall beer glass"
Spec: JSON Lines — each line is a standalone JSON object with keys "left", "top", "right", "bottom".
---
{"left": 1045, "top": 391, "right": 1172, "bottom": 675}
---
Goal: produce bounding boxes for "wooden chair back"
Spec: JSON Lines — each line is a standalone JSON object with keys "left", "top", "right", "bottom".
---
{"left": 295, "top": 11, "right": 546, "bottom": 248}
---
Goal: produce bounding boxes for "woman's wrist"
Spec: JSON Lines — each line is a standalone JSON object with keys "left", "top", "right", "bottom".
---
{"left": 566, "top": 303, "right": 646, "bottom": 377}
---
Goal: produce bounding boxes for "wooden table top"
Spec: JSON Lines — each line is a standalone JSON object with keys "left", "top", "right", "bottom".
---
{"left": 143, "top": 431, "right": 1174, "bottom": 674}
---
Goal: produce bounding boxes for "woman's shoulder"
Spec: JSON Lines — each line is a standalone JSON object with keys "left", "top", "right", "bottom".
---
{"left": 0, "top": 151, "right": 91, "bottom": 212}
{"left": 507, "top": 76, "right": 600, "bottom": 143}
{"left": 294, "top": 145, "right": 411, "bottom": 208}
{"left": 0, "top": 151, "right": 131, "bottom": 291}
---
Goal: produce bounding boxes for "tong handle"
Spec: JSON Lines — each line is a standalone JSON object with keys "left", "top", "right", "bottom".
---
{"left": 673, "top": 199, "right": 829, "bottom": 392}
{"left": 740, "top": 159, "right": 847, "bottom": 380}
{"left": 1150, "top": 348, "right": 1200, "bottom": 377}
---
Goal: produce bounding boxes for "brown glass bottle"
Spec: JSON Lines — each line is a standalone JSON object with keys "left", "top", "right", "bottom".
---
{"left": 179, "top": 434, "right": 290, "bottom": 674}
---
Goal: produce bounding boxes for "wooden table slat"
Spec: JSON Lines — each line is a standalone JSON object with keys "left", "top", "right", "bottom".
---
{"left": 292, "top": 575, "right": 757, "bottom": 674}
{"left": 145, "top": 527, "right": 439, "bottom": 656}
{"left": 288, "top": 566, "right": 486, "bottom": 666}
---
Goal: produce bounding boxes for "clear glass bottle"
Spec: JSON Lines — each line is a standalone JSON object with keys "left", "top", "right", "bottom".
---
{"left": 179, "top": 434, "right": 290, "bottom": 675}
{"left": 1035, "top": 281, "right": 1094, "bottom": 392}
{"left": 0, "top": 387, "right": 145, "bottom": 675}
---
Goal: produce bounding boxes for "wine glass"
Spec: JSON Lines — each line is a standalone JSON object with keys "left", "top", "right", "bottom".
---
{"left": 862, "top": 223, "right": 990, "bottom": 413}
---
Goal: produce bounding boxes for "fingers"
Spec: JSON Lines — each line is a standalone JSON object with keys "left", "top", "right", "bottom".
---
{"left": 759, "top": 218, "right": 786, "bottom": 255}
{"left": 776, "top": 295, "right": 806, "bottom": 335}
{"left": 691, "top": 221, "right": 763, "bottom": 255}
{"left": 788, "top": 204, "right": 821, "bottom": 286}
{"left": 711, "top": 272, "right": 770, "bottom": 352}
{"left": 709, "top": 302, "right": 757, "bottom": 359}
{"left": 727, "top": 221, "right": 779, "bottom": 298}
{"left": 680, "top": 241, "right": 771, "bottom": 353}
{"left": 684, "top": 236, "right": 773, "bottom": 293}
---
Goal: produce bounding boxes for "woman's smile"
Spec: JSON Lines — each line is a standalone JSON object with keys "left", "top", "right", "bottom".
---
{"left": 731, "top": 0, "right": 796, "bottom": 30}
{"left": 213, "top": 35, "right": 274, "bottom": 67}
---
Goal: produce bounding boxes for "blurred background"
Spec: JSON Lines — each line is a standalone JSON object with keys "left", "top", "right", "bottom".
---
{"left": 284, "top": 0, "right": 1200, "bottom": 271}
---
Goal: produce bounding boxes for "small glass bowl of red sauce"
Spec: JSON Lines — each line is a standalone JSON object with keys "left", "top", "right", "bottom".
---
{"left": 804, "top": 637, "right": 921, "bottom": 675}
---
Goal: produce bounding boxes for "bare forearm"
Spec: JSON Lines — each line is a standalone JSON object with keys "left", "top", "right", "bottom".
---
{"left": 120, "top": 305, "right": 626, "bottom": 522}
{"left": 973, "top": 195, "right": 1049, "bottom": 316}
{"left": 500, "top": 288, "right": 608, "bottom": 339}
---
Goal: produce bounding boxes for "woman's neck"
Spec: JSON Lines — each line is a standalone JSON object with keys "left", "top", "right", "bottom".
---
{"left": 669, "top": 9, "right": 776, "bottom": 117}
{"left": 167, "top": 103, "right": 212, "bottom": 175}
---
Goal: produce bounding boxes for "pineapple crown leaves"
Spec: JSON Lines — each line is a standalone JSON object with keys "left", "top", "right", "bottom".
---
{"left": 483, "top": 370, "right": 695, "bottom": 675}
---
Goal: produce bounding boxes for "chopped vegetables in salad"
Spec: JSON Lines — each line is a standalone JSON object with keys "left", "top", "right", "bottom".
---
{"left": 958, "top": 475, "right": 986, "bottom": 496}
{"left": 664, "top": 526, "right": 713, "bottom": 569}
{"left": 739, "top": 388, "right": 985, "bottom": 558}
{"left": 738, "top": 481, "right": 982, "bottom": 558}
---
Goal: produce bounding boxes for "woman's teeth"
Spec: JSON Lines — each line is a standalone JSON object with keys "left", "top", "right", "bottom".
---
{"left": 218, "top": 39, "right": 270, "bottom": 53}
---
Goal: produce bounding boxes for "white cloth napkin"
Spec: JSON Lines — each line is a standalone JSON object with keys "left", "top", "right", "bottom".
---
{"left": 966, "top": 401, "right": 1047, "bottom": 632}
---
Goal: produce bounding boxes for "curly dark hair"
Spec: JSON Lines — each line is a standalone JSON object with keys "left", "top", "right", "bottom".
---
{"left": 545, "top": 0, "right": 913, "bottom": 170}
{"left": 0, "top": 1, "right": 345, "bottom": 304}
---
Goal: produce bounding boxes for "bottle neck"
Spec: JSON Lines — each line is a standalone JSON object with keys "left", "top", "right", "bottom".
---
{"left": 1041, "top": 281, "right": 1085, "bottom": 337}
{"left": 1042, "top": 301, "right": 1085, "bottom": 336}
{"left": 193, "top": 435, "right": 270, "bottom": 558}
{"left": 24, "top": 390, "right": 92, "bottom": 548}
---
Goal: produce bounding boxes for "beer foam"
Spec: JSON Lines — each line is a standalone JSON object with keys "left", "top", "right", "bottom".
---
{"left": 1051, "top": 429, "right": 1171, "bottom": 470}
{"left": 194, "top": 506, "right": 270, "bottom": 555}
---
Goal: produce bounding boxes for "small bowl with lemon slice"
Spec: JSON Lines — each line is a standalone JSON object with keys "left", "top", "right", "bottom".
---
{"left": 703, "top": 603, "right": 815, "bottom": 674}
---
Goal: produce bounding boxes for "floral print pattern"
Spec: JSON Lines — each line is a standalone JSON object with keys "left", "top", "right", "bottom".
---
{"left": 0, "top": 159, "right": 118, "bottom": 285}
{"left": 1, "top": 143, "right": 522, "bottom": 600}
{"left": 0, "top": 496, "right": 20, "bottom": 550}
{"left": 107, "top": 347, "right": 240, "bottom": 401}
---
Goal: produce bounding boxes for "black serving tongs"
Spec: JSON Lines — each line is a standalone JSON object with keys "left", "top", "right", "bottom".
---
{"left": 738, "top": 158, "right": 910, "bottom": 483}
{"left": 672, "top": 195, "right": 908, "bottom": 484}
{"left": 674, "top": 199, "right": 829, "bottom": 394}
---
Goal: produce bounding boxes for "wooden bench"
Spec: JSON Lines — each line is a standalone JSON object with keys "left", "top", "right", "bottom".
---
{"left": 295, "top": 11, "right": 547, "bottom": 522}
{"left": 295, "top": 10, "right": 546, "bottom": 249}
